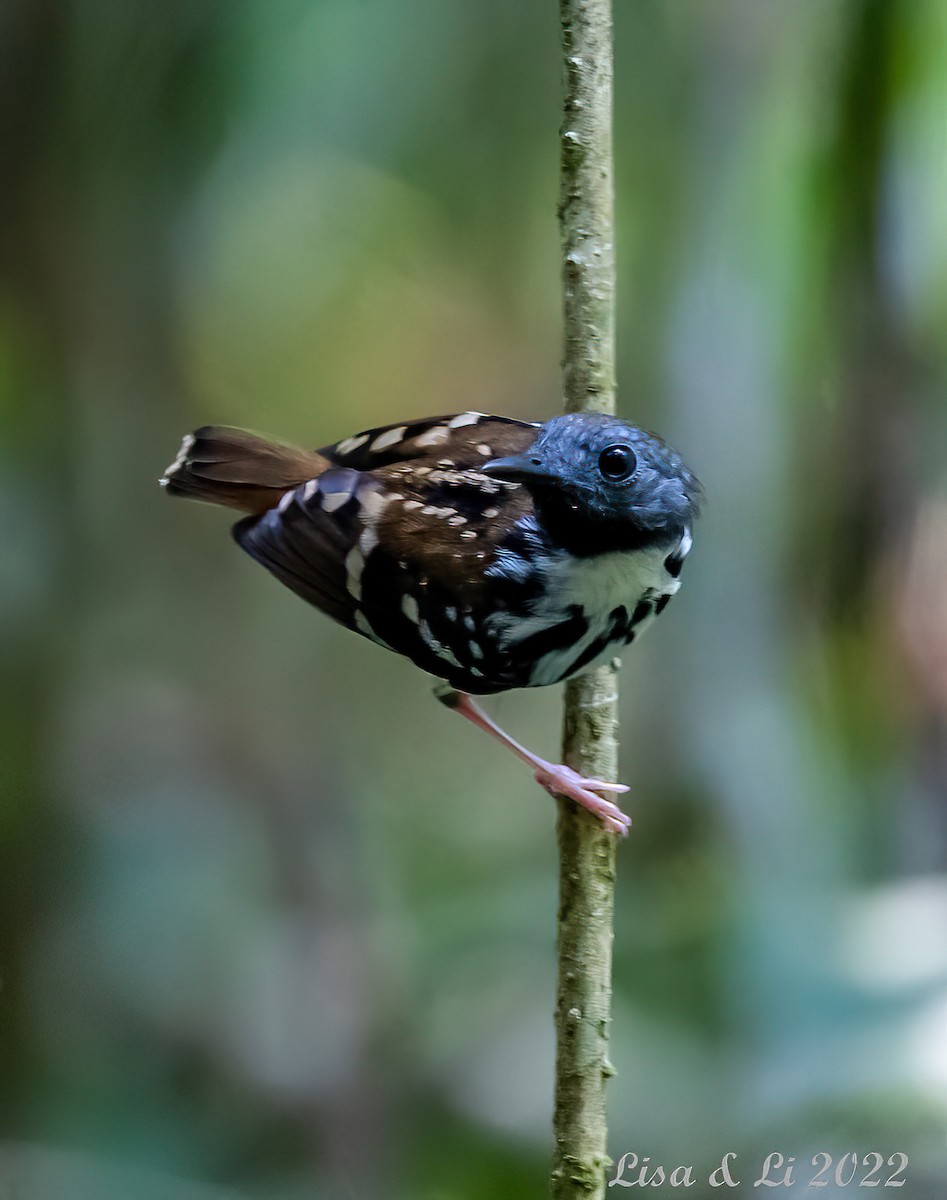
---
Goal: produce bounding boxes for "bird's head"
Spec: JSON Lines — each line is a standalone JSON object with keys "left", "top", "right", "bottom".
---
{"left": 482, "top": 412, "right": 700, "bottom": 554}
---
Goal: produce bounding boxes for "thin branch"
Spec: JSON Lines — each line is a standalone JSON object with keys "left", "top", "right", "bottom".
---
{"left": 551, "top": 1, "right": 618, "bottom": 1198}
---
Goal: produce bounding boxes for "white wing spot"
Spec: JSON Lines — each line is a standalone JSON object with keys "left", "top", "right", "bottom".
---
{"left": 403, "top": 500, "right": 423, "bottom": 511}
{"left": 414, "top": 424, "right": 450, "bottom": 447}
{"left": 335, "top": 433, "right": 368, "bottom": 457}
{"left": 359, "top": 527, "right": 379, "bottom": 555}
{"left": 359, "top": 491, "right": 389, "bottom": 519}
{"left": 476, "top": 443, "right": 492, "bottom": 456}
{"left": 402, "top": 594, "right": 420, "bottom": 624}
{"left": 321, "top": 490, "right": 352, "bottom": 513}
{"left": 371, "top": 425, "right": 408, "bottom": 452}
{"left": 448, "top": 411, "right": 484, "bottom": 429}
{"left": 355, "top": 610, "right": 391, "bottom": 648}
{"left": 419, "top": 618, "right": 462, "bottom": 669}
{"left": 278, "top": 490, "right": 295, "bottom": 514}
{"left": 302, "top": 479, "right": 318, "bottom": 501}
{"left": 483, "top": 507, "right": 499, "bottom": 519}
{"left": 345, "top": 547, "right": 364, "bottom": 600}
{"left": 460, "top": 529, "right": 478, "bottom": 540}
{"left": 447, "top": 515, "right": 466, "bottom": 526}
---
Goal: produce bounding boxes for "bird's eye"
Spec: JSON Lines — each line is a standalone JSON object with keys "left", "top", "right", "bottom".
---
{"left": 598, "top": 444, "right": 637, "bottom": 481}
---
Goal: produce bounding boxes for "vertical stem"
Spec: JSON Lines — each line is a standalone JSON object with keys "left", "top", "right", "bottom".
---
{"left": 551, "top": 1, "right": 618, "bottom": 1198}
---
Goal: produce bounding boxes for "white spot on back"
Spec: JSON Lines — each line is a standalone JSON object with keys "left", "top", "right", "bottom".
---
{"left": 414, "top": 424, "right": 450, "bottom": 447}
{"left": 448, "top": 411, "right": 484, "bottom": 429}
{"left": 335, "top": 433, "right": 368, "bottom": 457}
{"left": 371, "top": 425, "right": 408, "bottom": 452}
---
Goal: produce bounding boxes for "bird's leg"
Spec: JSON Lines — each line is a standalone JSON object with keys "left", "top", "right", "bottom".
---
{"left": 434, "top": 687, "right": 631, "bottom": 836}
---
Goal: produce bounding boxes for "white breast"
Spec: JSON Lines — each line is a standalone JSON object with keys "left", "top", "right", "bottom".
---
{"left": 487, "top": 537, "right": 682, "bottom": 687}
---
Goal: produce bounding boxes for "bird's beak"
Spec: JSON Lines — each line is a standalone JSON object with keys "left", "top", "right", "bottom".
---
{"left": 481, "top": 454, "right": 558, "bottom": 486}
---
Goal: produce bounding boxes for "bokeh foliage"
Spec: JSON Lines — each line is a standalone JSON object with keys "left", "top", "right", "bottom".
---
{"left": 1, "top": 2, "right": 946, "bottom": 1197}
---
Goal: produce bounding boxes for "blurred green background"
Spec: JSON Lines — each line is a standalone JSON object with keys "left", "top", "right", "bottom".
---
{"left": 2, "top": 1, "right": 946, "bottom": 1197}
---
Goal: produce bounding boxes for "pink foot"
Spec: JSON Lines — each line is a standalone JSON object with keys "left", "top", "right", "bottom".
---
{"left": 434, "top": 688, "right": 633, "bottom": 836}
{"left": 532, "top": 761, "right": 632, "bottom": 836}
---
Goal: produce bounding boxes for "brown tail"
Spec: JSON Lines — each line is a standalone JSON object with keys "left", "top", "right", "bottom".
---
{"left": 160, "top": 426, "right": 328, "bottom": 514}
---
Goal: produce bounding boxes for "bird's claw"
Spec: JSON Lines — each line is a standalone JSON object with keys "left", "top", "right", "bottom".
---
{"left": 533, "top": 762, "right": 632, "bottom": 837}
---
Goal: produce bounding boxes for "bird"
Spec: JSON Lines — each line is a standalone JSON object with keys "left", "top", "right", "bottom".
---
{"left": 161, "top": 410, "right": 700, "bottom": 835}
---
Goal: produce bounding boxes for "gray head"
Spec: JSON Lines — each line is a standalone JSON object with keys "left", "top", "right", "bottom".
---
{"left": 483, "top": 412, "right": 701, "bottom": 554}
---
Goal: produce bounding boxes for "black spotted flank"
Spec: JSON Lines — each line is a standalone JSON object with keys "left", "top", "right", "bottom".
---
{"left": 566, "top": 633, "right": 613, "bottom": 676}
{"left": 632, "top": 599, "right": 652, "bottom": 626}
{"left": 566, "top": 604, "right": 632, "bottom": 675}
{"left": 510, "top": 604, "right": 588, "bottom": 664}
{"left": 664, "top": 551, "right": 684, "bottom": 578}
{"left": 655, "top": 594, "right": 671, "bottom": 616}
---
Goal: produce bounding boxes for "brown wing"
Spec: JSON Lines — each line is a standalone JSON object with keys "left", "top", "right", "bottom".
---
{"left": 233, "top": 413, "right": 545, "bottom": 692}
{"left": 319, "top": 411, "right": 539, "bottom": 472}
